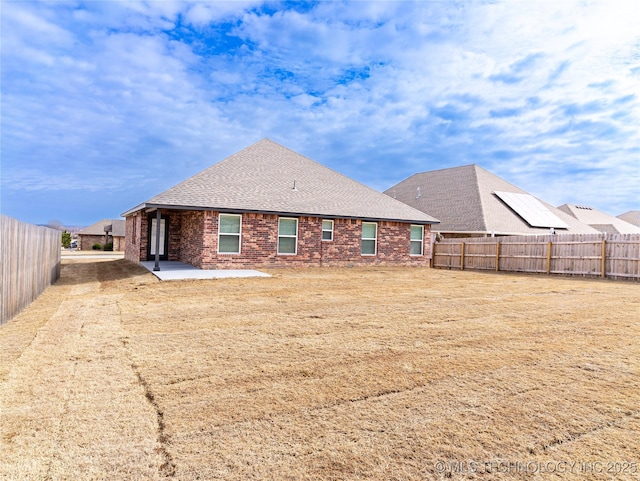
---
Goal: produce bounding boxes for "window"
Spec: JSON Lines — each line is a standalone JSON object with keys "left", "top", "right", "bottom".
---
{"left": 218, "top": 214, "right": 241, "bottom": 254}
{"left": 361, "top": 222, "right": 377, "bottom": 255}
{"left": 278, "top": 218, "right": 298, "bottom": 254}
{"left": 322, "top": 219, "right": 334, "bottom": 241}
{"left": 410, "top": 225, "right": 424, "bottom": 256}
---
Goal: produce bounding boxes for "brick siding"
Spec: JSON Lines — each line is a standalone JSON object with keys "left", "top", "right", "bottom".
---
{"left": 125, "top": 210, "right": 431, "bottom": 268}
{"left": 79, "top": 234, "right": 125, "bottom": 251}
{"left": 125, "top": 214, "right": 145, "bottom": 262}
{"left": 112, "top": 236, "right": 125, "bottom": 251}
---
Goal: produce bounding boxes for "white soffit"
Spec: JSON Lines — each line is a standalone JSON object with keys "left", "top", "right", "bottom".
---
{"left": 494, "top": 191, "right": 570, "bottom": 229}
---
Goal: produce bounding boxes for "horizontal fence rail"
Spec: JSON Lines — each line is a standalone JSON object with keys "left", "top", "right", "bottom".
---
{"left": 432, "top": 233, "right": 640, "bottom": 281}
{"left": 1, "top": 215, "right": 62, "bottom": 325}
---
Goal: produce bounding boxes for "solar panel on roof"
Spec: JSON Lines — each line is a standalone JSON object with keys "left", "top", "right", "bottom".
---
{"left": 494, "top": 191, "right": 570, "bottom": 229}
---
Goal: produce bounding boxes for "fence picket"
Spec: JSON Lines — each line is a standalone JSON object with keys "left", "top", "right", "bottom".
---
{"left": 432, "top": 233, "right": 640, "bottom": 281}
{"left": 1, "top": 215, "right": 61, "bottom": 325}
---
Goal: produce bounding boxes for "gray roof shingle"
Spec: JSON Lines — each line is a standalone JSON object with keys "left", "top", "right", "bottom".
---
{"left": 385, "top": 164, "right": 599, "bottom": 235}
{"left": 618, "top": 211, "right": 640, "bottom": 227}
{"left": 78, "top": 219, "right": 125, "bottom": 237}
{"left": 558, "top": 204, "right": 640, "bottom": 234}
{"left": 122, "top": 139, "right": 439, "bottom": 224}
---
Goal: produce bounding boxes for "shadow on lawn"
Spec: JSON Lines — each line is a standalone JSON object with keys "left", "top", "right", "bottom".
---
{"left": 56, "top": 258, "right": 155, "bottom": 287}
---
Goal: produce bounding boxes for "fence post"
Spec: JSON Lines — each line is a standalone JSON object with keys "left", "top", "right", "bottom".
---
{"left": 430, "top": 234, "right": 638, "bottom": 280}
{"left": 601, "top": 239, "right": 607, "bottom": 278}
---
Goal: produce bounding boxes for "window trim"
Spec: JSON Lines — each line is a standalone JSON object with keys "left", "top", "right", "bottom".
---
{"left": 410, "top": 224, "right": 424, "bottom": 256}
{"left": 361, "top": 221, "right": 378, "bottom": 256}
{"left": 278, "top": 217, "right": 298, "bottom": 255}
{"left": 322, "top": 219, "right": 334, "bottom": 242}
{"left": 218, "top": 213, "right": 242, "bottom": 254}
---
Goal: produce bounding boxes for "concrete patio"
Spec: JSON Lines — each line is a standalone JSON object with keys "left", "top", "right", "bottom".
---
{"left": 140, "top": 261, "right": 271, "bottom": 281}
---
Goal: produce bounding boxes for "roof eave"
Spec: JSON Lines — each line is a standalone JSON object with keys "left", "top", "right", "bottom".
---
{"left": 120, "top": 202, "right": 150, "bottom": 217}
{"left": 122, "top": 203, "right": 440, "bottom": 224}
{"left": 434, "top": 229, "right": 569, "bottom": 236}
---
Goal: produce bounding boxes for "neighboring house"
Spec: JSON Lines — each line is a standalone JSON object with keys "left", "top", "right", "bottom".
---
{"left": 78, "top": 219, "right": 126, "bottom": 250}
{"left": 384, "top": 164, "right": 599, "bottom": 238}
{"left": 617, "top": 211, "right": 640, "bottom": 228}
{"left": 122, "top": 139, "right": 439, "bottom": 269}
{"left": 557, "top": 205, "right": 640, "bottom": 235}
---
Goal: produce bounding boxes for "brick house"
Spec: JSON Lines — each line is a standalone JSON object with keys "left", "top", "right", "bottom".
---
{"left": 122, "top": 139, "right": 439, "bottom": 270}
{"left": 78, "top": 219, "right": 126, "bottom": 250}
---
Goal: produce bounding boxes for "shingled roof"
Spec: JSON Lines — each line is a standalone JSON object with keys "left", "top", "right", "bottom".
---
{"left": 78, "top": 219, "right": 126, "bottom": 237}
{"left": 384, "top": 164, "right": 598, "bottom": 235}
{"left": 558, "top": 204, "right": 640, "bottom": 234}
{"left": 122, "top": 139, "right": 439, "bottom": 224}
{"left": 618, "top": 211, "right": 640, "bottom": 228}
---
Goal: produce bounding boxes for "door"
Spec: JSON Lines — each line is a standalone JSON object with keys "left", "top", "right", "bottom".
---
{"left": 148, "top": 214, "right": 169, "bottom": 261}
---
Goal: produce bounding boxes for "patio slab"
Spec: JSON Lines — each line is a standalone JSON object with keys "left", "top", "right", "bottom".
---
{"left": 140, "top": 261, "right": 271, "bottom": 281}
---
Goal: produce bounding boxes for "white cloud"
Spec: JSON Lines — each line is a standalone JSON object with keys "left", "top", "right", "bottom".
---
{"left": 1, "top": 0, "right": 638, "bottom": 225}
{"left": 2, "top": 2, "right": 74, "bottom": 45}
{"left": 1, "top": 168, "right": 150, "bottom": 193}
{"left": 184, "top": 1, "right": 261, "bottom": 26}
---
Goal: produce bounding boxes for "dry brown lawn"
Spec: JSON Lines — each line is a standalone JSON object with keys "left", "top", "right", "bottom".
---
{"left": 1, "top": 258, "right": 639, "bottom": 480}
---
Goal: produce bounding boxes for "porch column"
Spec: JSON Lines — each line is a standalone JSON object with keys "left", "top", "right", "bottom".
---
{"left": 153, "top": 209, "right": 161, "bottom": 271}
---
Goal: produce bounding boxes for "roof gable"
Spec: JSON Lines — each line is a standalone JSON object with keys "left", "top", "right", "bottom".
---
{"left": 385, "top": 164, "right": 598, "bottom": 235}
{"left": 558, "top": 204, "right": 640, "bottom": 234}
{"left": 123, "top": 139, "right": 438, "bottom": 224}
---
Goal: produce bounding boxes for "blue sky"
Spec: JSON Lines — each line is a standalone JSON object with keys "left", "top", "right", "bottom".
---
{"left": 1, "top": 0, "right": 638, "bottom": 226}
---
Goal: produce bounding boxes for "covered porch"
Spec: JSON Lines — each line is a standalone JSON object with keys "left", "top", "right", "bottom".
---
{"left": 126, "top": 208, "right": 209, "bottom": 270}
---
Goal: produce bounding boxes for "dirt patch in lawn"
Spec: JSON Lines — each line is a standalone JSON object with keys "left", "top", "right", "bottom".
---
{"left": 1, "top": 259, "right": 639, "bottom": 480}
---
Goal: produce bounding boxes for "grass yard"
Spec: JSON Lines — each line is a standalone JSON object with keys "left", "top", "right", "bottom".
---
{"left": 1, "top": 258, "right": 639, "bottom": 480}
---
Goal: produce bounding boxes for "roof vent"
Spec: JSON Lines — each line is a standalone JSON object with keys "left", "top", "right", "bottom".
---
{"left": 292, "top": 180, "right": 298, "bottom": 191}
{"left": 416, "top": 187, "right": 421, "bottom": 199}
{"left": 576, "top": 205, "right": 593, "bottom": 210}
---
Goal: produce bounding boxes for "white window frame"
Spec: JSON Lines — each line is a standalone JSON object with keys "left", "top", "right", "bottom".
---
{"left": 361, "top": 222, "right": 377, "bottom": 256}
{"left": 410, "top": 224, "right": 424, "bottom": 256}
{"left": 218, "top": 213, "right": 242, "bottom": 254}
{"left": 322, "top": 219, "right": 334, "bottom": 241}
{"left": 278, "top": 217, "right": 298, "bottom": 255}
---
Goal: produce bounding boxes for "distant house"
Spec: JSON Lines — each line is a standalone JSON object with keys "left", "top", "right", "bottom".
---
{"left": 384, "top": 164, "right": 598, "bottom": 238}
{"left": 78, "top": 219, "right": 126, "bottom": 250}
{"left": 557, "top": 205, "right": 640, "bottom": 234}
{"left": 121, "top": 139, "right": 439, "bottom": 269}
{"left": 617, "top": 211, "right": 640, "bottom": 228}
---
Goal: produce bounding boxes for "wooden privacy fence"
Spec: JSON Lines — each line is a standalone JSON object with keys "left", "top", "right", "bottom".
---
{"left": 432, "top": 233, "right": 640, "bottom": 281}
{"left": 1, "top": 215, "right": 61, "bottom": 325}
